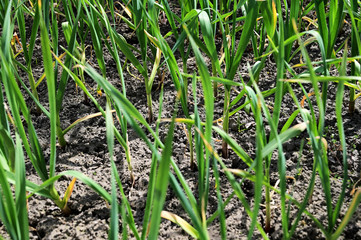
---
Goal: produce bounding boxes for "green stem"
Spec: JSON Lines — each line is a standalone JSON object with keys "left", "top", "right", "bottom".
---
{"left": 187, "top": 124, "right": 196, "bottom": 171}
{"left": 27, "top": 67, "right": 41, "bottom": 113}
{"left": 56, "top": 114, "right": 67, "bottom": 147}
{"left": 265, "top": 169, "right": 271, "bottom": 232}
{"left": 349, "top": 89, "right": 355, "bottom": 113}
{"left": 349, "top": 0, "right": 358, "bottom": 113}
{"left": 213, "top": 81, "right": 218, "bottom": 98}
{"left": 49, "top": 185, "right": 70, "bottom": 215}
{"left": 222, "top": 87, "right": 230, "bottom": 158}
{"left": 146, "top": 91, "right": 153, "bottom": 123}
{"left": 182, "top": 57, "right": 188, "bottom": 75}
{"left": 80, "top": 71, "right": 89, "bottom": 104}
{"left": 212, "top": 64, "right": 218, "bottom": 98}
{"left": 125, "top": 137, "right": 135, "bottom": 184}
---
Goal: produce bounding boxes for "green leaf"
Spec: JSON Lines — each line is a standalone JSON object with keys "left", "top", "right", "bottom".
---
{"left": 148, "top": 105, "right": 177, "bottom": 240}
{"left": 14, "top": 134, "right": 29, "bottom": 240}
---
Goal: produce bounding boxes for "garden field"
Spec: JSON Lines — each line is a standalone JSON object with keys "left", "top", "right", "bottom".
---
{"left": 1, "top": 0, "right": 361, "bottom": 239}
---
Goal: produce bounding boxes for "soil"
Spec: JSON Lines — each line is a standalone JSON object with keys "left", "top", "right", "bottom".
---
{"left": 1, "top": 2, "right": 361, "bottom": 240}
